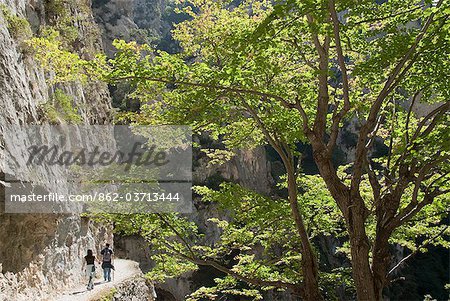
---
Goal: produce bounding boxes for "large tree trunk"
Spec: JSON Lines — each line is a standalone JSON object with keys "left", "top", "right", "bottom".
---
{"left": 311, "top": 147, "right": 381, "bottom": 300}
{"left": 372, "top": 195, "right": 397, "bottom": 301}
{"left": 372, "top": 232, "right": 390, "bottom": 301}
{"left": 300, "top": 247, "right": 323, "bottom": 301}
{"left": 286, "top": 164, "right": 323, "bottom": 301}
{"left": 347, "top": 203, "right": 378, "bottom": 301}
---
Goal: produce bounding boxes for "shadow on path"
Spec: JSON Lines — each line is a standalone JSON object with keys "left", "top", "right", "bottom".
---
{"left": 53, "top": 260, "right": 141, "bottom": 301}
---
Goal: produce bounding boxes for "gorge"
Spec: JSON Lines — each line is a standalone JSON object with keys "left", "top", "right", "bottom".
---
{"left": 0, "top": 0, "right": 449, "bottom": 301}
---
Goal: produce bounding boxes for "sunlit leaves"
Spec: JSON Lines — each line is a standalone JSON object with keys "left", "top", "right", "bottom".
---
{"left": 31, "top": 0, "right": 450, "bottom": 296}
{"left": 27, "top": 29, "right": 87, "bottom": 83}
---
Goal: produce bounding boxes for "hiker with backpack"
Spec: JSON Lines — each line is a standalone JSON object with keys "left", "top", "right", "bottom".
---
{"left": 100, "top": 243, "right": 114, "bottom": 282}
{"left": 83, "top": 249, "right": 96, "bottom": 290}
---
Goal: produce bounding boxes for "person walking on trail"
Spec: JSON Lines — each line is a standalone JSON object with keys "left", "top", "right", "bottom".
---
{"left": 83, "top": 249, "right": 96, "bottom": 290}
{"left": 100, "top": 243, "right": 114, "bottom": 282}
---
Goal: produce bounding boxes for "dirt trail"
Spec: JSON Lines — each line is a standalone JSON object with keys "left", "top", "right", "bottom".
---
{"left": 52, "top": 259, "right": 141, "bottom": 301}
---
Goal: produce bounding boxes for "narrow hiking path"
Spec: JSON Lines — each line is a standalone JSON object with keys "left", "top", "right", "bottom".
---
{"left": 52, "top": 259, "right": 141, "bottom": 301}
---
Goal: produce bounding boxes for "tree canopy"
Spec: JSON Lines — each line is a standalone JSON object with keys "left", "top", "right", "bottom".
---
{"left": 29, "top": 0, "right": 450, "bottom": 300}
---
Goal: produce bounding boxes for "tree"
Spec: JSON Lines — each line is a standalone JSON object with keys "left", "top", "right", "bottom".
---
{"left": 30, "top": 0, "right": 450, "bottom": 300}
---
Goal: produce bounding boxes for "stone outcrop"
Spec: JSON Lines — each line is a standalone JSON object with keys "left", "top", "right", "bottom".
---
{"left": 193, "top": 146, "right": 273, "bottom": 195}
{"left": 106, "top": 275, "right": 156, "bottom": 301}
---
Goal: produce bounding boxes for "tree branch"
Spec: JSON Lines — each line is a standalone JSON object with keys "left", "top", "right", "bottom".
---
{"left": 329, "top": 0, "right": 350, "bottom": 110}
{"left": 113, "top": 76, "right": 288, "bottom": 104}
{"left": 281, "top": 37, "right": 317, "bottom": 70}
{"left": 394, "top": 157, "right": 449, "bottom": 226}
{"left": 156, "top": 213, "right": 196, "bottom": 258}
{"left": 351, "top": 5, "right": 424, "bottom": 26}
{"left": 393, "top": 101, "right": 450, "bottom": 171}
{"left": 352, "top": 0, "right": 444, "bottom": 191}
{"left": 405, "top": 90, "right": 421, "bottom": 145}
{"left": 186, "top": 254, "right": 302, "bottom": 294}
{"left": 306, "top": 13, "right": 331, "bottom": 141}
{"left": 238, "top": 95, "right": 290, "bottom": 165}
{"left": 387, "top": 225, "right": 449, "bottom": 277}
{"left": 153, "top": 232, "right": 302, "bottom": 295}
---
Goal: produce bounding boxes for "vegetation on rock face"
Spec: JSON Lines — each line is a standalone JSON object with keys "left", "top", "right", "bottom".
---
{"left": 43, "top": 0, "right": 78, "bottom": 45}
{"left": 40, "top": 88, "right": 82, "bottom": 124}
{"left": 43, "top": 0, "right": 101, "bottom": 53}
{"left": 32, "top": 0, "right": 449, "bottom": 300}
{"left": 95, "top": 287, "right": 117, "bottom": 301}
{"left": 27, "top": 30, "right": 89, "bottom": 83}
{"left": 0, "top": 4, "right": 32, "bottom": 48}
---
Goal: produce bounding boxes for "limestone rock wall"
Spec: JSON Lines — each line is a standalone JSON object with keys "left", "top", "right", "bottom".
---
{"left": 0, "top": 0, "right": 113, "bottom": 300}
{"left": 92, "top": 0, "right": 169, "bottom": 56}
{"left": 194, "top": 146, "right": 273, "bottom": 195}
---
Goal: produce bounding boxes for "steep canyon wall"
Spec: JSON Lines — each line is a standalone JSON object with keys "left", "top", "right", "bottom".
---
{"left": 0, "top": 0, "right": 113, "bottom": 299}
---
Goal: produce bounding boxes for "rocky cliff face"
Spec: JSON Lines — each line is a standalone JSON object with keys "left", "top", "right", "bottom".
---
{"left": 92, "top": 0, "right": 170, "bottom": 56}
{"left": 0, "top": 0, "right": 113, "bottom": 300}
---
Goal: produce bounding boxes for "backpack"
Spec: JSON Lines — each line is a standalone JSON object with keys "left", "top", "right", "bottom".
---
{"left": 102, "top": 248, "right": 112, "bottom": 262}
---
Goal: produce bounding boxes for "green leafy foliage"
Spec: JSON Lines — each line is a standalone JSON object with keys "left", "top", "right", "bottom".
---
{"left": 40, "top": 88, "right": 82, "bottom": 124}
{"left": 43, "top": 0, "right": 99, "bottom": 50}
{"left": 32, "top": 0, "right": 450, "bottom": 298}
{"left": 0, "top": 4, "right": 32, "bottom": 46}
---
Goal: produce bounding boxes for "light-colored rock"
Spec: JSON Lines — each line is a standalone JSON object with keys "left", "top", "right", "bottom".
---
{"left": 0, "top": 0, "right": 113, "bottom": 300}
{"left": 110, "top": 275, "right": 156, "bottom": 301}
{"left": 92, "top": 0, "right": 169, "bottom": 56}
{"left": 54, "top": 259, "right": 156, "bottom": 301}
